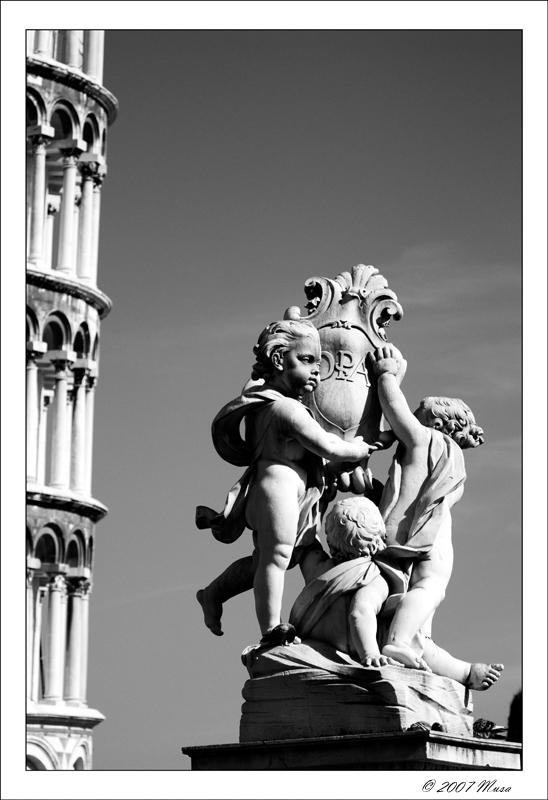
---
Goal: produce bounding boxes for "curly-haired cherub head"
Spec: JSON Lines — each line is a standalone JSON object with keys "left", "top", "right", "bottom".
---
{"left": 251, "top": 319, "right": 320, "bottom": 382}
{"left": 414, "top": 397, "right": 484, "bottom": 449}
{"left": 325, "top": 497, "right": 386, "bottom": 562}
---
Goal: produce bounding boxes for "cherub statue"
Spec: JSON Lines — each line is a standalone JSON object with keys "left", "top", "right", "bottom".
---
{"left": 368, "top": 345, "right": 503, "bottom": 686}
{"left": 290, "top": 497, "right": 504, "bottom": 690}
{"left": 196, "top": 320, "right": 375, "bottom": 644}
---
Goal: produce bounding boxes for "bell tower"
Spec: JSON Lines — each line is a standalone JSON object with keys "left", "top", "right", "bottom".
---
{"left": 26, "top": 30, "right": 117, "bottom": 770}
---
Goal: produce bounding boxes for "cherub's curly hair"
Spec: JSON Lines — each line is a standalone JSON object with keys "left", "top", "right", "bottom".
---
{"left": 325, "top": 498, "right": 386, "bottom": 562}
{"left": 251, "top": 319, "right": 320, "bottom": 381}
{"left": 415, "top": 397, "right": 484, "bottom": 449}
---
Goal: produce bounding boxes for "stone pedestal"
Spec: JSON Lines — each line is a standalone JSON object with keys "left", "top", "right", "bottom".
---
{"left": 239, "top": 640, "right": 473, "bottom": 742}
{"left": 182, "top": 730, "right": 521, "bottom": 770}
{"left": 182, "top": 640, "right": 521, "bottom": 771}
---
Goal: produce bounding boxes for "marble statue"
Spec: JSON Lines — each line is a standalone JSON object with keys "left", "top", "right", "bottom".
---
{"left": 196, "top": 319, "right": 375, "bottom": 644}
{"left": 195, "top": 264, "right": 503, "bottom": 736}
{"left": 367, "top": 345, "right": 499, "bottom": 676}
{"left": 197, "top": 265, "right": 404, "bottom": 639}
{"left": 288, "top": 496, "right": 503, "bottom": 691}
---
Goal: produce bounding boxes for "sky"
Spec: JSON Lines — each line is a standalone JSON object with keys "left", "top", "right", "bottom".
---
{"left": 3, "top": 2, "right": 548, "bottom": 798}
{"left": 90, "top": 27, "right": 525, "bottom": 771}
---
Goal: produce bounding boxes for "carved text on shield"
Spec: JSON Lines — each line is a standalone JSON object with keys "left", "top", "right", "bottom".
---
{"left": 320, "top": 350, "right": 371, "bottom": 385}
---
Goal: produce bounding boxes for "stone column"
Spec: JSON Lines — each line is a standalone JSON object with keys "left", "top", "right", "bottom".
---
{"left": 44, "top": 195, "right": 60, "bottom": 271}
{"left": 70, "top": 361, "right": 90, "bottom": 493}
{"left": 84, "top": 370, "right": 97, "bottom": 494}
{"left": 27, "top": 125, "right": 54, "bottom": 268}
{"left": 83, "top": 30, "right": 104, "bottom": 83}
{"left": 89, "top": 167, "right": 106, "bottom": 285}
{"left": 80, "top": 580, "right": 92, "bottom": 703}
{"left": 26, "top": 341, "right": 47, "bottom": 482}
{"left": 27, "top": 570, "right": 34, "bottom": 700}
{"left": 55, "top": 140, "right": 86, "bottom": 274}
{"left": 72, "top": 186, "right": 82, "bottom": 268}
{"left": 64, "top": 578, "right": 91, "bottom": 703}
{"left": 35, "top": 30, "right": 52, "bottom": 57}
{"left": 42, "top": 574, "right": 67, "bottom": 702}
{"left": 48, "top": 351, "right": 75, "bottom": 489}
{"left": 66, "top": 30, "right": 83, "bottom": 69}
{"left": 31, "top": 586, "right": 45, "bottom": 701}
{"left": 37, "top": 390, "right": 53, "bottom": 485}
{"left": 77, "top": 159, "right": 103, "bottom": 281}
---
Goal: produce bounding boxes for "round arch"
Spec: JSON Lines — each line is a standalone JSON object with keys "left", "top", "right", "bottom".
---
{"left": 49, "top": 101, "right": 78, "bottom": 142}
{"left": 27, "top": 306, "right": 39, "bottom": 341}
{"left": 26, "top": 89, "right": 46, "bottom": 129}
{"left": 92, "top": 332, "right": 100, "bottom": 360}
{"left": 87, "top": 535, "right": 94, "bottom": 568}
{"left": 35, "top": 523, "right": 64, "bottom": 564}
{"left": 83, "top": 114, "right": 100, "bottom": 154}
{"left": 73, "top": 322, "right": 90, "bottom": 357}
{"left": 69, "top": 742, "right": 90, "bottom": 770}
{"left": 42, "top": 312, "right": 71, "bottom": 351}
{"left": 26, "top": 739, "right": 60, "bottom": 770}
{"left": 66, "top": 530, "right": 86, "bottom": 569}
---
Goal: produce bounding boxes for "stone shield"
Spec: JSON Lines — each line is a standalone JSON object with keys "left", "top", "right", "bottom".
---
{"left": 284, "top": 264, "right": 403, "bottom": 443}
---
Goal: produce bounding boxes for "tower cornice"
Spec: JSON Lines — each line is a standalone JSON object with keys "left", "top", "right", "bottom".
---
{"left": 26, "top": 268, "right": 113, "bottom": 319}
{"left": 27, "top": 486, "right": 108, "bottom": 522}
{"left": 27, "top": 56, "right": 119, "bottom": 124}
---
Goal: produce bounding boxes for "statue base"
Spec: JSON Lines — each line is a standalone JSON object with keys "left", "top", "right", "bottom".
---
{"left": 239, "top": 640, "right": 473, "bottom": 742}
{"left": 182, "top": 731, "right": 521, "bottom": 770}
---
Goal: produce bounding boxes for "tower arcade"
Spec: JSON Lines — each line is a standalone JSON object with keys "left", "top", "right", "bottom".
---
{"left": 26, "top": 30, "right": 117, "bottom": 770}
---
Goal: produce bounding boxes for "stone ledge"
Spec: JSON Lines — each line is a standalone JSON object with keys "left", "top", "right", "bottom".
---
{"left": 182, "top": 730, "right": 522, "bottom": 771}
{"left": 26, "top": 56, "right": 118, "bottom": 123}
{"left": 27, "top": 485, "right": 108, "bottom": 522}
{"left": 26, "top": 268, "right": 113, "bottom": 319}
{"left": 27, "top": 702, "right": 105, "bottom": 730}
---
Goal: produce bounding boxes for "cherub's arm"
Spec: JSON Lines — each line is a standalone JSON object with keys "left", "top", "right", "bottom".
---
{"left": 280, "top": 400, "right": 376, "bottom": 462}
{"left": 369, "top": 347, "right": 429, "bottom": 449}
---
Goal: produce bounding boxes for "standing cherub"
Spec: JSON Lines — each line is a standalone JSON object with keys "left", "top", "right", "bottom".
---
{"left": 369, "top": 345, "right": 494, "bottom": 672}
{"left": 196, "top": 320, "right": 375, "bottom": 644}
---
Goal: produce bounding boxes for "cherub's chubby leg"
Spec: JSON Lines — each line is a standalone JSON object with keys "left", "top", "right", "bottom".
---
{"left": 422, "top": 639, "right": 504, "bottom": 689}
{"left": 350, "top": 577, "right": 401, "bottom": 667}
{"left": 197, "top": 552, "right": 258, "bottom": 636}
{"left": 247, "top": 484, "right": 300, "bottom": 636}
{"left": 382, "top": 539, "right": 453, "bottom": 670}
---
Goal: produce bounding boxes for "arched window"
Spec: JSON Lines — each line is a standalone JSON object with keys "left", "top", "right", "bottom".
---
{"left": 73, "top": 757, "right": 85, "bottom": 770}
{"left": 50, "top": 106, "right": 73, "bottom": 142}
{"left": 27, "top": 307, "right": 39, "bottom": 341}
{"left": 66, "top": 530, "right": 85, "bottom": 569}
{"left": 87, "top": 536, "right": 94, "bottom": 568}
{"left": 66, "top": 540, "right": 79, "bottom": 569}
{"left": 26, "top": 97, "right": 39, "bottom": 128}
{"left": 73, "top": 323, "right": 90, "bottom": 358}
{"left": 42, "top": 318, "right": 65, "bottom": 351}
{"left": 92, "top": 333, "right": 99, "bottom": 361}
{"left": 101, "top": 128, "right": 107, "bottom": 157}
{"left": 35, "top": 533, "right": 58, "bottom": 565}
{"left": 83, "top": 115, "right": 99, "bottom": 155}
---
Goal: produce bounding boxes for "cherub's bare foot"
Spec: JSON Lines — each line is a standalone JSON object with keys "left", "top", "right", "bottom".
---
{"left": 361, "top": 653, "right": 404, "bottom": 668}
{"left": 196, "top": 588, "right": 223, "bottom": 636}
{"left": 382, "top": 643, "right": 432, "bottom": 672}
{"left": 466, "top": 663, "right": 504, "bottom": 690}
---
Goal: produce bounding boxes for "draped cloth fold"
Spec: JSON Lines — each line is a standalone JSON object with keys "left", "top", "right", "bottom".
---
{"left": 379, "top": 428, "right": 467, "bottom": 554}
{"left": 289, "top": 554, "right": 408, "bottom": 639}
{"left": 196, "top": 386, "right": 325, "bottom": 545}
